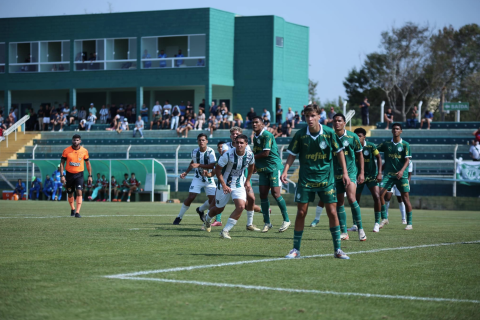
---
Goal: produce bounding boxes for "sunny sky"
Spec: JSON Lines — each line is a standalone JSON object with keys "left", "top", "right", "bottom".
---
{"left": 2, "top": 0, "right": 479, "bottom": 103}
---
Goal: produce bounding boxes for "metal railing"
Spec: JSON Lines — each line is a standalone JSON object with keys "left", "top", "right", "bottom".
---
{"left": 1, "top": 114, "right": 30, "bottom": 149}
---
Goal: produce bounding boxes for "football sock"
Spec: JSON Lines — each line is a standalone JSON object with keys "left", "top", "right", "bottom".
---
{"left": 381, "top": 204, "right": 387, "bottom": 220}
{"left": 261, "top": 198, "right": 270, "bottom": 224}
{"left": 246, "top": 211, "right": 254, "bottom": 226}
{"left": 337, "top": 205, "right": 347, "bottom": 233}
{"left": 205, "top": 214, "right": 213, "bottom": 222}
{"left": 399, "top": 202, "right": 406, "bottom": 220}
{"left": 384, "top": 201, "right": 390, "bottom": 218}
{"left": 68, "top": 195, "right": 75, "bottom": 210}
{"left": 293, "top": 230, "right": 303, "bottom": 250}
{"left": 275, "top": 196, "right": 289, "bottom": 222}
{"left": 315, "top": 206, "right": 323, "bottom": 221}
{"left": 127, "top": 196, "right": 131, "bottom": 201}
{"left": 407, "top": 211, "right": 412, "bottom": 225}
{"left": 75, "top": 196, "right": 82, "bottom": 213}
{"left": 330, "top": 225, "right": 341, "bottom": 252}
{"left": 374, "top": 211, "right": 381, "bottom": 224}
{"left": 199, "top": 200, "right": 209, "bottom": 212}
{"left": 177, "top": 204, "right": 190, "bottom": 219}
{"left": 223, "top": 218, "right": 237, "bottom": 232}
{"left": 350, "top": 201, "right": 363, "bottom": 229}
{"left": 215, "top": 213, "right": 222, "bottom": 222}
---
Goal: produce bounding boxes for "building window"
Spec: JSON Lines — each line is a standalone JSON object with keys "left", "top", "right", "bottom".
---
{"left": 39, "top": 40, "right": 70, "bottom": 72}
{"left": 276, "top": 37, "right": 284, "bottom": 47}
{"left": 141, "top": 34, "right": 206, "bottom": 69}
{"left": 105, "top": 38, "right": 137, "bottom": 70}
{"left": 9, "top": 42, "right": 39, "bottom": 73}
{"left": 0, "top": 43, "right": 5, "bottom": 73}
{"left": 74, "top": 39, "right": 105, "bottom": 71}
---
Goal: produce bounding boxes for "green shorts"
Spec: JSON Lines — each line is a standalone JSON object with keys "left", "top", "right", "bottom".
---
{"left": 335, "top": 178, "right": 357, "bottom": 194}
{"left": 356, "top": 179, "right": 379, "bottom": 194}
{"left": 294, "top": 185, "right": 337, "bottom": 204}
{"left": 258, "top": 170, "right": 282, "bottom": 188}
{"left": 381, "top": 176, "right": 410, "bottom": 193}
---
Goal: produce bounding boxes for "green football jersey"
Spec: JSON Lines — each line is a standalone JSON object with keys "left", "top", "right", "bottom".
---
{"left": 377, "top": 139, "right": 412, "bottom": 179}
{"left": 253, "top": 129, "right": 284, "bottom": 173}
{"left": 287, "top": 125, "right": 342, "bottom": 189}
{"left": 356, "top": 141, "right": 379, "bottom": 181}
{"left": 332, "top": 130, "right": 363, "bottom": 180}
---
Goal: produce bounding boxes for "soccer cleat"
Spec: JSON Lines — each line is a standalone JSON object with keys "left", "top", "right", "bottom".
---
{"left": 196, "top": 207, "right": 205, "bottom": 222}
{"left": 112, "top": 199, "right": 117, "bottom": 202}
{"left": 261, "top": 223, "right": 272, "bottom": 233}
{"left": 373, "top": 223, "right": 380, "bottom": 232}
{"left": 71, "top": 209, "right": 75, "bottom": 217}
{"left": 310, "top": 219, "right": 320, "bottom": 227}
{"left": 285, "top": 248, "right": 301, "bottom": 259}
{"left": 246, "top": 224, "right": 260, "bottom": 231}
{"left": 347, "top": 225, "right": 358, "bottom": 232}
{"left": 204, "top": 219, "right": 212, "bottom": 232}
{"left": 220, "top": 230, "right": 231, "bottom": 239}
{"left": 340, "top": 233, "right": 349, "bottom": 240}
{"left": 173, "top": 217, "right": 181, "bottom": 225}
{"left": 279, "top": 221, "right": 291, "bottom": 233}
{"left": 405, "top": 225, "right": 413, "bottom": 230}
{"left": 402, "top": 219, "right": 407, "bottom": 224}
{"left": 334, "top": 249, "right": 350, "bottom": 259}
{"left": 212, "top": 221, "right": 222, "bottom": 227}
{"left": 358, "top": 229, "right": 367, "bottom": 241}
{"left": 117, "top": 199, "right": 122, "bottom": 202}
{"left": 74, "top": 213, "right": 81, "bottom": 218}
{"left": 379, "top": 219, "right": 389, "bottom": 228}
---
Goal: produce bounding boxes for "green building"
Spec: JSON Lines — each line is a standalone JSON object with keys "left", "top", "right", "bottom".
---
{"left": 0, "top": 8, "right": 308, "bottom": 119}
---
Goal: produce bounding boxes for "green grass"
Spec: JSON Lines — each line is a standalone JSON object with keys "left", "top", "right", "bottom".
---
{"left": 0, "top": 201, "right": 479, "bottom": 320}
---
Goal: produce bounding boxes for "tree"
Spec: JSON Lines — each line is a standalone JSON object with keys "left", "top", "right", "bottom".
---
{"left": 308, "top": 79, "right": 319, "bottom": 104}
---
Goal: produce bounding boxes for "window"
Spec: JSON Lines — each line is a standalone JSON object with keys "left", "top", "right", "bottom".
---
{"left": 276, "top": 37, "right": 284, "bottom": 47}
{"left": 9, "top": 42, "right": 39, "bottom": 73}
{"left": 0, "top": 43, "right": 4, "bottom": 73}
{"left": 39, "top": 40, "right": 70, "bottom": 72}
{"left": 105, "top": 38, "right": 137, "bottom": 70}
{"left": 141, "top": 34, "right": 206, "bottom": 69}
{"left": 74, "top": 38, "right": 137, "bottom": 71}
{"left": 74, "top": 39, "right": 105, "bottom": 71}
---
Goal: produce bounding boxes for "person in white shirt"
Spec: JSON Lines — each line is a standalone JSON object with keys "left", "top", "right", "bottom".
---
{"left": 99, "top": 105, "right": 109, "bottom": 124}
{"left": 85, "top": 112, "right": 97, "bottom": 131}
{"left": 470, "top": 140, "right": 480, "bottom": 161}
{"left": 133, "top": 116, "right": 144, "bottom": 138}
{"left": 152, "top": 101, "right": 162, "bottom": 118}
{"left": 262, "top": 108, "right": 271, "bottom": 122}
{"left": 89, "top": 103, "right": 97, "bottom": 117}
{"left": 116, "top": 118, "right": 129, "bottom": 134}
{"left": 58, "top": 112, "right": 67, "bottom": 131}
{"left": 286, "top": 107, "right": 295, "bottom": 128}
{"left": 170, "top": 105, "right": 181, "bottom": 130}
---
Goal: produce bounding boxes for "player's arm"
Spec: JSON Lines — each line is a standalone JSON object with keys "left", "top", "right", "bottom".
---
{"left": 396, "top": 157, "right": 410, "bottom": 180}
{"left": 215, "top": 164, "right": 231, "bottom": 194}
{"left": 244, "top": 163, "right": 255, "bottom": 192}
{"left": 60, "top": 158, "right": 66, "bottom": 184}
{"left": 356, "top": 151, "right": 365, "bottom": 184}
{"left": 408, "top": 171, "right": 412, "bottom": 184}
{"left": 336, "top": 150, "right": 351, "bottom": 187}
{"left": 255, "top": 150, "right": 270, "bottom": 159}
{"left": 375, "top": 151, "right": 383, "bottom": 182}
{"left": 181, "top": 160, "right": 194, "bottom": 179}
{"left": 85, "top": 159, "right": 93, "bottom": 184}
{"left": 193, "top": 163, "right": 215, "bottom": 170}
{"left": 281, "top": 154, "right": 295, "bottom": 184}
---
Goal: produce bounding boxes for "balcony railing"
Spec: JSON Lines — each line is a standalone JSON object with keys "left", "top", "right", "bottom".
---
{"left": 141, "top": 57, "right": 206, "bottom": 69}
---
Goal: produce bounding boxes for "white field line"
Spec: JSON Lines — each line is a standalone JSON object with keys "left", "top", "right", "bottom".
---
{"left": 105, "top": 240, "right": 480, "bottom": 279}
{"left": 0, "top": 214, "right": 203, "bottom": 219}
{"left": 113, "top": 276, "right": 480, "bottom": 304}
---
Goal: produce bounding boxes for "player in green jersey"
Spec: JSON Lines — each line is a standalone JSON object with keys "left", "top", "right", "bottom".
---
{"left": 353, "top": 128, "right": 384, "bottom": 232}
{"left": 311, "top": 114, "right": 367, "bottom": 241}
{"left": 281, "top": 104, "right": 350, "bottom": 259}
{"left": 377, "top": 123, "right": 413, "bottom": 230}
{"left": 251, "top": 116, "right": 291, "bottom": 233}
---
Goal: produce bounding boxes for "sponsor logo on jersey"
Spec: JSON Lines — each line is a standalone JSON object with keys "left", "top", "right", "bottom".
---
{"left": 324, "top": 188, "right": 335, "bottom": 195}
{"left": 305, "top": 152, "right": 327, "bottom": 161}
{"left": 305, "top": 182, "right": 328, "bottom": 188}
{"left": 388, "top": 154, "right": 402, "bottom": 159}
{"left": 69, "top": 162, "right": 80, "bottom": 167}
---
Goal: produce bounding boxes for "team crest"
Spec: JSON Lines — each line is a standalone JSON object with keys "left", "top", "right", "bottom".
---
{"left": 78, "top": 157, "right": 82, "bottom": 161}
{"left": 296, "top": 193, "right": 301, "bottom": 199}
{"left": 343, "top": 140, "right": 349, "bottom": 147}
{"left": 257, "top": 139, "right": 260, "bottom": 144}
{"left": 398, "top": 146, "right": 403, "bottom": 152}
{"left": 364, "top": 150, "right": 369, "bottom": 156}
{"left": 320, "top": 141, "right": 327, "bottom": 149}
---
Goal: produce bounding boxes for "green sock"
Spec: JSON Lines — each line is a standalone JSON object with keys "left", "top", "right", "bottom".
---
{"left": 128, "top": 196, "right": 130, "bottom": 200}
{"left": 261, "top": 198, "right": 270, "bottom": 224}
{"left": 275, "top": 196, "right": 289, "bottom": 222}
{"left": 350, "top": 201, "right": 363, "bottom": 229}
{"left": 407, "top": 211, "right": 412, "bottom": 225}
{"left": 216, "top": 213, "right": 222, "bottom": 222}
{"left": 381, "top": 204, "right": 387, "bottom": 219}
{"left": 374, "top": 212, "right": 381, "bottom": 224}
{"left": 293, "top": 230, "right": 303, "bottom": 250}
{"left": 337, "top": 205, "right": 347, "bottom": 233}
{"left": 330, "top": 225, "right": 341, "bottom": 251}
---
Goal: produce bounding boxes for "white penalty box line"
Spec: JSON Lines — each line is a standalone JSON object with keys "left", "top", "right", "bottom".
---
{"left": 104, "top": 240, "right": 480, "bottom": 304}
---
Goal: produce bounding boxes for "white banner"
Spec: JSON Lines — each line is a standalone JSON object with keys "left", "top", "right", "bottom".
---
{"left": 456, "top": 159, "right": 480, "bottom": 182}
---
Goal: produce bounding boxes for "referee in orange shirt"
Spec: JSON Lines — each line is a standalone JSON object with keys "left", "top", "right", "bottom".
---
{"left": 60, "top": 134, "right": 93, "bottom": 218}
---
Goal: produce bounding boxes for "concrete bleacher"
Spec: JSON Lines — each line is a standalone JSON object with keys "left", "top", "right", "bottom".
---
{"left": 375, "top": 121, "right": 480, "bottom": 130}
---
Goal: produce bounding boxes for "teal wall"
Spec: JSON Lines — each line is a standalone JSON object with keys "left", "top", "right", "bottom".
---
{"left": 209, "top": 9, "right": 235, "bottom": 87}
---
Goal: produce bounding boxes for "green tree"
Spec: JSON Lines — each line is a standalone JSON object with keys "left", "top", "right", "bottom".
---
{"left": 308, "top": 79, "right": 319, "bottom": 104}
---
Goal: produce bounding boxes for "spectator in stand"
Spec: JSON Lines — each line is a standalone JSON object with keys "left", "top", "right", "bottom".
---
{"left": 186, "top": 101, "right": 194, "bottom": 115}
{"left": 57, "top": 112, "right": 66, "bottom": 132}
{"left": 89, "top": 103, "right": 97, "bottom": 117}
{"left": 407, "top": 106, "right": 418, "bottom": 128}
{"left": 245, "top": 108, "right": 256, "bottom": 128}
{"left": 301, "top": 110, "right": 306, "bottom": 123}
{"left": 125, "top": 105, "right": 133, "bottom": 123}
{"left": 50, "top": 110, "right": 59, "bottom": 132}
{"left": 276, "top": 104, "right": 283, "bottom": 124}
{"left": 199, "top": 99, "right": 206, "bottom": 113}
{"left": 26, "top": 108, "right": 38, "bottom": 131}
{"left": 139, "top": 104, "right": 149, "bottom": 125}
{"left": 133, "top": 116, "right": 144, "bottom": 138}
{"left": 163, "top": 100, "right": 172, "bottom": 116}
{"left": 152, "top": 101, "right": 162, "bottom": 117}
{"left": 233, "top": 112, "right": 243, "bottom": 127}
{"left": 226, "top": 112, "right": 234, "bottom": 129}
{"left": 142, "top": 49, "right": 152, "bottom": 68}
{"left": 117, "top": 104, "right": 125, "bottom": 118}
{"left": 0, "top": 126, "right": 3, "bottom": 141}
{"left": 197, "top": 59, "right": 205, "bottom": 66}
{"left": 37, "top": 106, "right": 44, "bottom": 130}
{"left": 29, "top": 176, "right": 42, "bottom": 200}
{"left": 384, "top": 108, "right": 394, "bottom": 130}
{"left": 43, "top": 105, "right": 51, "bottom": 131}
{"left": 131, "top": 103, "right": 136, "bottom": 122}
{"left": 209, "top": 101, "right": 218, "bottom": 118}
{"left": 116, "top": 118, "right": 129, "bottom": 134}
{"left": 208, "top": 114, "right": 218, "bottom": 138}
{"left": 150, "top": 111, "right": 162, "bottom": 130}
{"left": 158, "top": 49, "right": 167, "bottom": 68}
{"left": 109, "top": 104, "right": 118, "bottom": 119}
{"left": 419, "top": 109, "right": 433, "bottom": 130}
{"left": 162, "top": 107, "right": 170, "bottom": 129}
{"left": 326, "top": 106, "right": 336, "bottom": 125}
{"left": 294, "top": 111, "right": 300, "bottom": 125}
{"left": 285, "top": 107, "right": 295, "bottom": 129}
{"left": 469, "top": 140, "right": 480, "bottom": 161}
{"left": 78, "top": 106, "right": 87, "bottom": 122}
{"left": 106, "top": 115, "right": 119, "bottom": 131}
{"left": 177, "top": 115, "right": 192, "bottom": 138}
{"left": 262, "top": 108, "right": 271, "bottom": 122}
{"left": 0, "top": 112, "right": 4, "bottom": 130}
{"left": 69, "top": 106, "right": 78, "bottom": 125}
{"left": 170, "top": 105, "right": 181, "bottom": 130}
{"left": 282, "top": 121, "right": 292, "bottom": 137}
{"left": 178, "top": 101, "right": 186, "bottom": 117}
{"left": 85, "top": 112, "right": 97, "bottom": 131}
{"left": 359, "top": 97, "right": 370, "bottom": 125}
{"left": 43, "top": 174, "right": 54, "bottom": 200}
{"left": 78, "top": 119, "right": 86, "bottom": 131}
{"left": 195, "top": 109, "right": 205, "bottom": 130}
{"left": 62, "top": 105, "right": 70, "bottom": 120}
{"left": 319, "top": 107, "right": 327, "bottom": 124}
{"left": 473, "top": 127, "right": 480, "bottom": 143}
{"left": 99, "top": 105, "right": 109, "bottom": 124}
{"left": 13, "top": 179, "right": 26, "bottom": 199}
{"left": 175, "top": 49, "right": 184, "bottom": 67}
{"left": 273, "top": 123, "right": 283, "bottom": 138}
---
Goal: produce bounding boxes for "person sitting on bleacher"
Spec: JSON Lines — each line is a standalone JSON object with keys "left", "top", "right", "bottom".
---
{"left": 116, "top": 118, "right": 129, "bottom": 134}
{"left": 384, "top": 108, "right": 394, "bottom": 130}
{"left": 13, "top": 179, "right": 26, "bottom": 199}
{"left": 43, "top": 175, "right": 54, "bottom": 200}
{"left": 29, "top": 176, "right": 42, "bottom": 200}
{"left": 106, "top": 115, "right": 119, "bottom": 131}
{"left": 85, "top": 112, "right": 97, "bottom": 132}
{"left": 419, "top": 109, "right": 433, "bottom": 130}
{"left": 406, "top": 106, "right": 418, "bottom": 128}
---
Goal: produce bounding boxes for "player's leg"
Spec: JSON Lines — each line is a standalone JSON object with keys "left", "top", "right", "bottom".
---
{"left": 220, "top": 195, "right": 246, "bottom": 239}
{"left": 310, "top": 199, "right": 324, "bottom": 227}
{"left": 271, "top": 169, "right": 290, "bottom": 232}
{"left": 57, "top": 183, "right": 63, "bottom": 201}
{"left": 174, "top": 189, "right": 198, "bottom": 224}
{"left": 72, "top": 174, "right": 84, "bottom": 217}
{"left": 369, "top": 184, "right": 382, "bottom": 232}
{"left": 52, "top": 182, "right": 59, "bottom": 201}
{"left": 380, "top": 187, "right": 390, "bottom": 228}
{"left": 324, "top": 202, "right": 349, "bottom": 259}
{"left": 65, "top": 175, "right": 76, "bottom": 216}
{"left": 258, "top": 175, "right": 272, "bottom": 232}
{"left": 204, "top": 188, "right": 228, "bottom": 232}
{"left": 345, "top": 182, "right": 366, "bottom": 241}
{"left": 245, "top": 184, "right": 260, "bottom": 231}
{"left": 396, "top": 193, "right": 406, "bottom": 223}
{"left": 127, "top": 185, "right": 136, "bottom": 202}
{"left": 397, "top": 179, "right": 413, "bottom": 229}
{"left": 336, "top": 189, "right": 349, "bottom": 240}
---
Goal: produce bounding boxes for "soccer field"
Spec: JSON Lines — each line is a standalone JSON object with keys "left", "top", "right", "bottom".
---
{"left": 1, "top": 201, "right": 479, "bottom": 320}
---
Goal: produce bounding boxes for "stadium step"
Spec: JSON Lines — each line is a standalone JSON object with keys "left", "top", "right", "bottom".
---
{"left": 0, "top": 133, "right": 41, "bottom": 166}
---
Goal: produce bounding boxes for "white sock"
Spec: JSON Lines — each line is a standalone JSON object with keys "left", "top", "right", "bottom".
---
{"left": 315, "top": 206, "right": 323, "bottom": 220}
{"left": 385, "top": 201, "right": 390, "bottom": 218}
{"left": 223, "top": 218, "right": 237, "bottom": 232}
{"left": 399, "top": 202, "right": 406, "bottom": 220}
{"left": 177, "top": 204, "right": 190, "bottom": 219}
{"left": 246, "top": 211, "right": 254, "bottom": 226}
{"left": 205, "top": 214, "right": 213, "bottom": 222}
{"left": 199, "top": 200, "right": 209, "bottom": 211}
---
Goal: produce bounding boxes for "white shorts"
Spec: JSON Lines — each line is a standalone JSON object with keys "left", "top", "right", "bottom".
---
{"left": 43, "top": 117, "right": 50, "bottom": 123}
{"left": 189, "top": 178, "right": 216, "bottom": 196}
{"left": 215, "top": 187, "right": 246, "bottom": 208}
{"left": 389, "top": 185, "right": 401, "bottom": 196}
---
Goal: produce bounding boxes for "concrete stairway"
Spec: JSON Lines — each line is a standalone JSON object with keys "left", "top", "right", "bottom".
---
{"left": 0, "top": 132, "right": 41, "bottom": 166}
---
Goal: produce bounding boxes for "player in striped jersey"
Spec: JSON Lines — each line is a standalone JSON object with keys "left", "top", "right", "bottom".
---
{"left": 173, "top": 133, "right": 216, "bottom": 225}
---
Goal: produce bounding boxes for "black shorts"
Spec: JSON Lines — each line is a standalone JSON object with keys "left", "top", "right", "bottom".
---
{"left": 66, "top": 171, "right": 84, "bottom": 193}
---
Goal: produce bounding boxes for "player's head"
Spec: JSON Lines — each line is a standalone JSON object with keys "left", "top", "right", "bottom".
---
{"left": 18, "top": 179, "right": 22, "bottom": 183}
{"left": 251, "top": 116, "right": 264, "bottom": 133}
{"left": 97, "top": 173, "right": 101, "bottom": 177}
{"left": 102, "top": 175, "right": 105, "bottom": 179}
{"left": 124, "top": 173, "right": 129, "bottom": 179}
{"left": 333, "top": 113, "right": 346, "bottom": 131}
{"left": 392, "top": 123, "right": 403, "bottom": 137}
{"left": 197, "top": 133, "right": 208, "bottom": 148}
{"left": 229, "top": 126, "right": 243, "bottom": 141}
{"left": 111, "top": 175, "right": 115, "bottom": 181}
{"left": 72, "top": 134, "right": 81, "bottom": 148}
{"left": 304, "top": 104, "right": 321, "bottom": 127}
{"left": 235, "top": 134, "right": 249, "bottom": 153}
{"left": 46, "top": 175, "right": 50, "bottom": 180}
{"left": 354, "top": 128, "right": 367, "bottom": 144}
{"left": 217, "top": 141, "right": 225, "bottom": 154}
{"left": 131, "top": 173, "right": 135, "bottom": 178}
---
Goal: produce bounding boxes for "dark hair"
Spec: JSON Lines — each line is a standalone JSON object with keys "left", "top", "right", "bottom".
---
{"left": 333, "top": 113, "right": 346, "bottom": 122}
{"left": 392, "top": 123, "right": 403, "bottom": 130}
{"left": 236, "top": 134, "right": 249, "bottom": 143}
{"left": 72, "top": 134, "right": 81, "bottom": 140}
{"left": 354, "top": 128, "right": 367, "bottom": 136}
{"left": 251, "top": 116, "right": 263, "bottom": 122}
{"left": 217, "top": 141, "right": 226, "bottom": 147}
{"left": 124, "top": 173, "right": 129, "bottom": 176}
{"left": 197, "top": 133, "right": 208, "bottom": 140}
{"left": 304, "top": 104, "right": 321, "bottom": 115}
{"left": 131, "top": 172, "right": 135, "bottom": 175}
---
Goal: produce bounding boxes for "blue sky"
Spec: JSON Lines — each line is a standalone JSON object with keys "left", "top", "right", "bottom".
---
{"left": 2, "top": 0, "right": 479, "bottom": 103}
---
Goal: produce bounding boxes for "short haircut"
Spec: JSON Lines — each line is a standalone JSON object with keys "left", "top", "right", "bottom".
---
{"left": 251, "top": 116, "right": 263, "bottom": 122}
{"left": 217, "top": 141, "right": 226, "bottom": 147}
{"left": 354, "top": 128, "right": 367, "bottom": 136}
{"left": 333, "top": 113, "right": 346, "bottom": 122}
{"left": 392, "top": 123, "right": 403, "bottom": 130}
{"left": 72, "top": 134, "right": 81, "bottom": 140}
{"left": 304, "top": 104, "right": 321, "bottom": 115}
{"left": 230, "top": 126, "right": 242, "bottom": 134}
{"left": 124, "top": 173, "right": 129, "bottom": 176}
{"left": 197, "top": 133, "right": 208, "bottom": 140}
{"left": 131, "top": 172, "right": 135, "bottom": 175}
{"left": 235, "top": 134, "right": 249, "bottom": 143}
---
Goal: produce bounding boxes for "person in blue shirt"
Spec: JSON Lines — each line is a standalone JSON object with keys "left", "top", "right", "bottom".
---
{"left": 420, "top": 109, "right": 433, "bottom": 130}
{"left": 319, "top": 107, "right": 327, "bottom": 125}
{"left": 43, "top": 175, "right": 55, "bottom": 200}
{"left": 13, "top": 179, "right": 26, "bottom": 199}
{"left": 175, "top": 49, "right": 184, "bottom": 67}
{"left": 158, "top": 50, "right": 167, "bottom": 68}
{"left": 52, "top": 165, "right": 65, "bottom": 201}
{"left": 196, "top": 59, "right": 205, "bottom": 66}
{"left": 142, "top": 50, "right": 152, "bottom": 69}
{"left": 178, "top": 102, "right": 186, "bottom": 117}
{"left": 29, "top": 176, "right": 42, "bottom": 200}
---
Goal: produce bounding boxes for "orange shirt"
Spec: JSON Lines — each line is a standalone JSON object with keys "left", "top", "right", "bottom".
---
{"left": 61, "top": 146, "right": 89, "bottom": 174}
